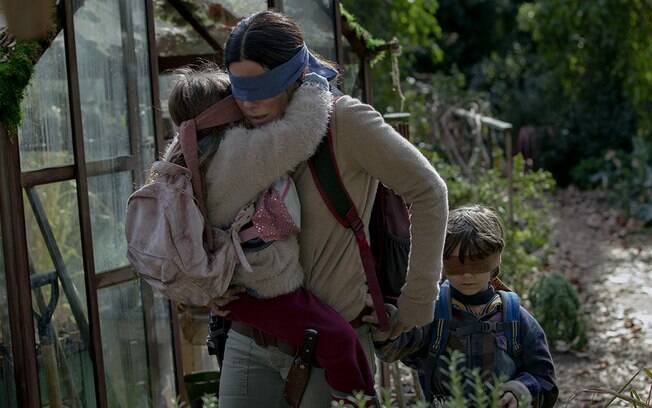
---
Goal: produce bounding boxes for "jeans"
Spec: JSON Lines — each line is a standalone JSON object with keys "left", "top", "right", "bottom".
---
{"left": 218, "top": 324, "right": 377, "bottom": 407}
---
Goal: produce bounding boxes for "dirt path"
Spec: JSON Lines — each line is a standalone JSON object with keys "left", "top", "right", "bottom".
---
{"left": 548, "top": 188, "right": 652, "bottom": 407}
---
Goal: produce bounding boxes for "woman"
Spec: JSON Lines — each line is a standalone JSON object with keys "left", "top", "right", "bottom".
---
{"left": 212, "top": 11, "right": 449, "bottom": 407}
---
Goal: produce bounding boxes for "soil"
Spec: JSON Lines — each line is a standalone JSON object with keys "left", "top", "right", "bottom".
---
{"left": 548, "top": 188, "right": 652, "bottom": 407}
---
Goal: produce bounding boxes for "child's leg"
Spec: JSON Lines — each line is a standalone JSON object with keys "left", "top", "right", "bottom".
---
{"left": 226, "top": 288, "right": 376, "bottom": 397}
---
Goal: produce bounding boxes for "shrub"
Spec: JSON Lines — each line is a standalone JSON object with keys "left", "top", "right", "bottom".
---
{"left": 527, "top": 272, "right": 587, "bottom": 350}
{"left": 571, "top": 136, "right": 652, "bottom": 223}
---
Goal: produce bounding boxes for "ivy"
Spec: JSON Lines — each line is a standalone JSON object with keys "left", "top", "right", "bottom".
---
{"left": 0, "top": 39, "right": 41, "bottom": 137}
{"left": 338, "top": 3, "right": 387, "bottom": 65}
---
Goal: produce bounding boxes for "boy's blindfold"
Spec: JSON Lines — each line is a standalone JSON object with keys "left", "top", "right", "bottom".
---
{"left": 228, "top": 44, "right": 337, "bottom": 101}
{"left": 443, "top": 252, "right": 501, "bottom": 276}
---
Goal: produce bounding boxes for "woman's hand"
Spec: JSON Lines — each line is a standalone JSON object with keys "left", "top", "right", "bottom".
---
{"left": 499, "top": 392, "right": 518, "bottom": 408}
{"left": 209, "top": 287, "right": 245, "bottom": 317}
{"left": 361, "top": 295, "right": 409, "bottom": 342}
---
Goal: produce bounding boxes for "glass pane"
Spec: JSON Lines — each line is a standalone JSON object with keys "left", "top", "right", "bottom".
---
{"left": 154, "top": 1, "right": 266, "bottom": 57}
{"left": 18, "top": 33, "right": 74, "bottom": 172}
{"left": 154, "top": 0, "right": 217, "bottom": 57}
{"left": 282, "top": 0, "right": 337, "bottom": 61}
{"left": 0, "top": 221, "right": 18, "bottom": 407}
{"left": 146, "top": 287, "right": 176, "bottom": 406}
{"left": 88, "top": 172, "right": 132, "bottom": 273}
{"left": 201, "top": 0, "right": 266, "bottom": 19}
{"left": 74, "top": 0, "right": 131, "bottom": 163}
{"left": 75, "top": 0, "right": 157, "bottom": 274}
{"left": 131, "top": 0, "right": 156, "bottom": 178}
{"left": 24, "top": 181, "right": 97, "bottom": 407}
{"left": 99, "top": 280, "right": 175, "bottom": 408}
{"left": 341, "top": 35, "right": 363, "bottom": 100}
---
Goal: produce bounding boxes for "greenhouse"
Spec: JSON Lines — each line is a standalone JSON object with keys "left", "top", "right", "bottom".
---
{"left": 0, "top": 1, "right": 385, "bottom": 406}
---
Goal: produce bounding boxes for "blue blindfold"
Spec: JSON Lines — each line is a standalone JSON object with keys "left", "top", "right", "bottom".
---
{"left": 229, "top": 44, "right": 337, "bottom": 101}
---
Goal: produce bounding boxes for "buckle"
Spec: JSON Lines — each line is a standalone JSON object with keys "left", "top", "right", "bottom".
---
{"left": 480, "top": 321, "right": 498, "bottom": 333}
{"left": 349, "top": 217, "right": 364, "bottom": 233}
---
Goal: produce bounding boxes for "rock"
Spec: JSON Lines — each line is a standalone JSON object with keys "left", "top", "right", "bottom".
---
{"left": 586, "top": 213, "right": 603, "bottom": 228}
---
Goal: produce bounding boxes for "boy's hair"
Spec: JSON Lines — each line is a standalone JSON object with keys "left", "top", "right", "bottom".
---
{"left": 443, "top": 205, "right": 505, "bottom": 276}
{"left": 163, "top": 63, "right": 232, "bottom": 167}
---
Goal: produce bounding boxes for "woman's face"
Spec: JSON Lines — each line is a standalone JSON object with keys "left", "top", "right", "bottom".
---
{"left": 229, "top": 59, "right": 291, "bottom": 127}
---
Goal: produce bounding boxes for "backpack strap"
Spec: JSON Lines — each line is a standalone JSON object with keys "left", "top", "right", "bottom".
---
{"left": 308, "top": 99, "right": 389, "bottom": 331}
{"left": 429, "top": 281, "right": 452, "bottom": 359}
{"left": 498, "top": 290, "right": 522, "bottom": 357}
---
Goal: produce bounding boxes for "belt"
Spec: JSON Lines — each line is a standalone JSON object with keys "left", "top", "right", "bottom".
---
{"left": 230, "top": 307, "right": 371, "bottom": 357}
{"left": 231, "top": 321, "right": 298, "bottom": 356}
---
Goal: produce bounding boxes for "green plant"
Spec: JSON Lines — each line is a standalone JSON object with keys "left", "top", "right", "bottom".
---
{"left": 201, "top": 393, "right": 219, "bottom": 408}
{"left": 0, "top": 39, "right": 41, "bottom": 136}
{"left": 527, "top": 272, "right": 587, "bottom": 350}
{"left": 569, "top": 369, "right": 652, "bottom": 407}
{"left": 441, "top": 350, "right": 508, "bottom": 408}
{"left": 571, "top": 136, "right": 652, "bottom": 223}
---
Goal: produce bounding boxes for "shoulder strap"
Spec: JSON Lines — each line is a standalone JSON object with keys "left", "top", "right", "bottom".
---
{"left": 308, "top": 98, "right": 389, "bottom": 331}
{"left": 498, "top": 290, "right": 522, "bottom": 357}
{"left": 429, "top": 281, "right": 451, "bottom": 359}
{"left": 179, "top": 126, "right": 214, "bottom": 251}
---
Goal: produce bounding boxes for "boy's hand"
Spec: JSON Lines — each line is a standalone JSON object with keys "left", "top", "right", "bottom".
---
{"left": 209, "top": 287, "right": 245, "bottom": 317}
{"left": 499, "top": 392, "right": 518, "bottom": 408}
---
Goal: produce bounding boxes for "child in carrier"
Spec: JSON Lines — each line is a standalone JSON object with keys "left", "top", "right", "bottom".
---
{"left": 162, "top": 65, "right": 376, "bottom": 404}
{"left": 375, "top": 205, "right": 558, "bottom": 407}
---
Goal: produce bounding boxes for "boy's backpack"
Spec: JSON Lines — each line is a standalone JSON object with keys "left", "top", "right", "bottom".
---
{"left": 308, "top": 104, "right": 411, "bottom": 331}
{"left": 407, "top": 280, "right": 523, "bottom": 401}
{"left": 429, "top": 280, "right": 522, "bottom": 361}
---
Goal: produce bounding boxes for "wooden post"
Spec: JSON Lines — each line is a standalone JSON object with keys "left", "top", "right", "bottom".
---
{"left": 391, "top": 362, "right": 405, "bottom": 408}
{"left": 506, "top": 128, "right": 514, "bottom": 225}
{"left": 1, "top": 0, "right": 55, "bottom": 40}
{"left": 0, "top": 123, "right": 41, "bottom": 407}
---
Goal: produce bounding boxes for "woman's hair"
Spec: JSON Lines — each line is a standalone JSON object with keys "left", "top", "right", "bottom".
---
{"left": 443, "top": 205, "right": 505, "bottom": 276}
{"left": 163, "top": 63, "right": 232, "bottom": 167}
{"left": 224, "top": 10, "right": 338, "bottom": 79}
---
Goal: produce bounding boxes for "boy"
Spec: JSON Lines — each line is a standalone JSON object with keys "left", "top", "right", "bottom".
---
{"left": 374, "top": 205, "right": 558, "bottom": 407}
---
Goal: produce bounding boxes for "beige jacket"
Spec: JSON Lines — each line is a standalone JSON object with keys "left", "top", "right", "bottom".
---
{"left": 293, "top": 96, "right": 448, "bottom": 328}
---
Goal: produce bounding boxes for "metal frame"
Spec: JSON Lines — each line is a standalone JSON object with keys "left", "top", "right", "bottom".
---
{"left": 0, "top": 125, "right": 40, "bottom": 407}
{"left": 62, "top": 0, "right": 109, "bottom": 405}
{"left": 333, "top": 0, "right": 344, "bottom": 67}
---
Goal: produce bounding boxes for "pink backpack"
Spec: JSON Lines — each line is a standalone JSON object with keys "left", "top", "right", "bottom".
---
{"left": 125, "top": 96, "right": 244, "bottom": 306}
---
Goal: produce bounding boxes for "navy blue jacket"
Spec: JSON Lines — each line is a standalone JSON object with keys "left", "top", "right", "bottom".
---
{"left": 377, "top": 288, "right": 558, "bottom": 407}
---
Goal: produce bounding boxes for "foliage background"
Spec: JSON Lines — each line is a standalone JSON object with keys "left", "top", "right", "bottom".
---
{"left": 340, "top": 2, "right": 652, "bottom": 355}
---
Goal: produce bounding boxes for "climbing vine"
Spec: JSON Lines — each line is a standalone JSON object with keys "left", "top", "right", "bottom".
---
{"left": 0, "top": 35, "right": 42, "bottom": 137}
{"left": 338, "top": 3, "right": 388, "bottom": 65}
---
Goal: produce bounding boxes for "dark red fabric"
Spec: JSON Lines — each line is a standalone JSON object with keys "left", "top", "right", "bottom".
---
{"left": 226, "top": 288, "right": 375, "bottom": 396}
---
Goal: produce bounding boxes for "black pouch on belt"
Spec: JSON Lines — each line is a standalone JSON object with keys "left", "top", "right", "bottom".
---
{"left": 283, "top": 328, "right": 319, "bottom": 407}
